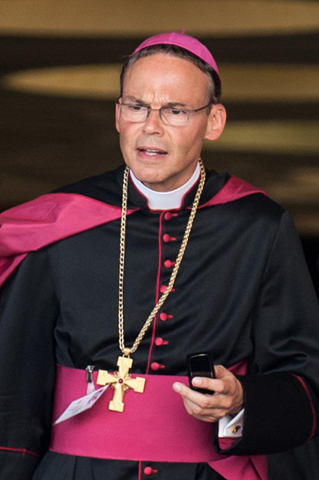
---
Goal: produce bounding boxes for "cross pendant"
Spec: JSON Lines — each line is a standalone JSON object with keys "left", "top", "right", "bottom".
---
{"left": 96, "top": 356, "right": 145, "bottom": 412}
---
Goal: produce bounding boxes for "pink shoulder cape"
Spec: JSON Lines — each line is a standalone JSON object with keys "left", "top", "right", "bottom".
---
{"left": 0, "top": 176, "right": 265, "bottom": 288}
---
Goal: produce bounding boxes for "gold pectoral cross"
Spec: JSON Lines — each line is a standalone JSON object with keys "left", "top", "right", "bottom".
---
{"left": 96, "top": 356, "right": 145, "bottom": 412}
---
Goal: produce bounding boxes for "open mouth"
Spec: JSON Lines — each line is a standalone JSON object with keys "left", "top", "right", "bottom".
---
{"left": 137, "top": 148, "right": 167, "bottom": 156}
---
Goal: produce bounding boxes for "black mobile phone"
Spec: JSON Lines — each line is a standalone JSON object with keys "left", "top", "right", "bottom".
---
{"left": 187, "top": 352, "right": 215, "bottom": 394}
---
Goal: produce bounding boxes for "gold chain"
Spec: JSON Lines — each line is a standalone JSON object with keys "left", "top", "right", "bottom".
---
{"left": 118, "top": 159, "right": 206, "bottom": 356}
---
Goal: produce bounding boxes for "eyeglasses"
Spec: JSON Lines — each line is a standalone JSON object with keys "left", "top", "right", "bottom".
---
{"left": 116, "top": 102, "right": 212, "bottom": 126}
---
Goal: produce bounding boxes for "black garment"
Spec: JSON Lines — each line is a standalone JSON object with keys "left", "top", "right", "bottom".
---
{"left": 32, "top": 455, "right": 227, "bottom": 480}
{"left": 1, "top": 167, "right": 319, "bottom": 479}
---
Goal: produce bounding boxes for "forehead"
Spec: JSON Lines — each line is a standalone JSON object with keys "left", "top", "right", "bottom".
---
{"left": 122, "top": 53, "right": 209, "bottom": 104}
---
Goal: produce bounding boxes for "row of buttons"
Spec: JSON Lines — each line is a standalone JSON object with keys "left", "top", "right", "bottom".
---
{"left": 151, "top": 211, "right": 177, "bottom": 372}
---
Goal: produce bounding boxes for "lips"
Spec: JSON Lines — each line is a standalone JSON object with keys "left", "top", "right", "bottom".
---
{"left": 137, "top": 147, "right": 167, "bottom": 156}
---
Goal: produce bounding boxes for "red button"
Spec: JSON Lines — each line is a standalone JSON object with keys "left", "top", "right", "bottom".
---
{"left": 163, "top": 234, "right": 176, "bottom": 243}
{"left": 144, "top": 466, "right": 158, "bottom": 475}
{"left": 155, "top": 337, "right": 169, "bottom": 346}
{"left": 164, "top": 212, "right": 178, "bottom": 221}
{"left": 164, "top": 259, "right": 175, "bottom": 268}
{"left": 159, "top": 313, "right": 173, "bottom": 321}
{"left": 151, "top": 362, "right": 165, "bottom": 371}
{"left": 160, "top": 285, "right": 175, "bottom": 293}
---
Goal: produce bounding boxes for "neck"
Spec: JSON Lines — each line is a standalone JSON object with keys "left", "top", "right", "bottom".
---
{"left": 130, "top": 163, "right": 201, "bottom": 210}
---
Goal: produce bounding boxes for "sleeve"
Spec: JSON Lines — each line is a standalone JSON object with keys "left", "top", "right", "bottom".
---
{"left": 214, "top": 211, "right": 319, "bottom": 456}
{"left": 0, "top": 248, "right": 59, "bottom": 479}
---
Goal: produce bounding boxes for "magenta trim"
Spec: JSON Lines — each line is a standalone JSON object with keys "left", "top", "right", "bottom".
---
{"left": 0, "top": 446, "right": 39, "bottom": 457}
{"left": 0, "top": 193, "right": 137, "bottom": 288}
{"left": 201, "top": 176, "right": 266, "bottom": 209}
{"left": 49, "top": 363, "right": 267, "bottom": 480}
{"left": 146, "top": 211, "right": 165, "bottom": 373}
{"left": 292, "top": 374, "right": 317, "bottom": 441}
{"left": 208, "top": 445, "right": 267, "bottom": 480}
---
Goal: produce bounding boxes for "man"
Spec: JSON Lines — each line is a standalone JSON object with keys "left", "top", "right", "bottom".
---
{"left": 0, "top": 31, "right": 319, "bottom": 480}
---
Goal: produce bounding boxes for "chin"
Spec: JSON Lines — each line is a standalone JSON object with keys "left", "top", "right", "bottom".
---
{"left": 131, "top": 166, "right": 163, "bottom": 183}
{"left": 139, "top": 176, "right": 164, "bottom": 189}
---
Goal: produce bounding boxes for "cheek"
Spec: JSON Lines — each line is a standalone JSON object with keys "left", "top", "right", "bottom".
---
{"left": 115, "top": 105, "right": 121, "bottom": 133}
{"left": 187, "top": 124, "right": 208, "bottom": 149}
{"left": 119, "top": 124, "right": 140, "bottom": 157}
{"left": 118, "top": 123, "right": 133, "bottom": 144}
{"left": 173, "top": 130, "right": 202, "bottom": 154}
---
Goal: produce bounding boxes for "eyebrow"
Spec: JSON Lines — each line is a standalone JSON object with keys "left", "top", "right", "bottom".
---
{"left": 123, "top": 96, "right": 144, "bottom": 104}
{"left": 166, "top": 102, "right": 189, "bottom": 108}
{"left": 122, "top": 96, "right": 190, "bottom": 108}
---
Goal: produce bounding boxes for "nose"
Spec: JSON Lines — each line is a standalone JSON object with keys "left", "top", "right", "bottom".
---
{"left": 143, "top": 108, "right": 164, "bottom": 135}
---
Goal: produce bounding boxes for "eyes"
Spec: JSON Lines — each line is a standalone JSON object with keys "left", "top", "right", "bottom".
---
{"left": 170, "top": 108, "right": 187, "bottom": 116}
{"left": 127, "top": 105, "right": 144, "bottom": 112}
{"left": 127, "top": 105, "right": 187, "bottom": 116}
{"left": 117, "top": 101, "right": 211, "bottom": 126}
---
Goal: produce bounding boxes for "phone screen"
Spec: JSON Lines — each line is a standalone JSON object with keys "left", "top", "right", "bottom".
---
{"left": 187, "top": 353, "right": 215, "bottom": 394}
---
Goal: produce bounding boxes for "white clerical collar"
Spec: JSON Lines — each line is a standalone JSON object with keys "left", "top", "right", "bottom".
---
{"left": 130, "top": 162, "right": 201, "bottom": 210}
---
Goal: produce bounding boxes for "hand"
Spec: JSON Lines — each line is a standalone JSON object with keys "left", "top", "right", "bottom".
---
{"left": 172, "top": 365, "right": 244, "bottom": 423}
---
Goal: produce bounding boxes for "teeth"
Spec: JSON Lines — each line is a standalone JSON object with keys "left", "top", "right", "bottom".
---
{"left": 141, "top": 149, "right": 164, "bottom": 155}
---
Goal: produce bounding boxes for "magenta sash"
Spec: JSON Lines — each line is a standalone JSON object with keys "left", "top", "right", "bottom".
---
{"left": 50, "top": 365, "right": 267, "bottom": 480}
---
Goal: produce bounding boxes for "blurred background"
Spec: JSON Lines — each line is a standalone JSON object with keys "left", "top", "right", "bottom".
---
{"left": 1, "top": 0, "right": 319, "bottom": 291}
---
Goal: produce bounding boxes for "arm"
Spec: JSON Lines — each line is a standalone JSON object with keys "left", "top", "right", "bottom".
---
{"left": 0, "top": 248, "right": 58, "bottom": 479}
{"left": 174, "top": 211, "right": 319, "bottom": 455}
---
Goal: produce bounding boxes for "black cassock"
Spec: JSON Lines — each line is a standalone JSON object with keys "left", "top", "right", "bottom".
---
{"left": 1, "top": 167, "right": 319, "bottom": 480}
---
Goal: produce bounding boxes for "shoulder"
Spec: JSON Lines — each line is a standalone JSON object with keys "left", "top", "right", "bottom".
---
{"left": 204, "top": 170, "right": 286, "bottom": 223}
{"left": 53, "top": 165, "right": 125, "bottom": 206}
{"left": 232, "top": 190, "right": 285, "bottom": 219}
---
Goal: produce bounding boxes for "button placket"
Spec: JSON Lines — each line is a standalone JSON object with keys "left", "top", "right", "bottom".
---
{"left": 161, "top": 213, "right": 178, "bottom": 293}
{"left": 150, "top": 210, "right": 178, "bottom": 374}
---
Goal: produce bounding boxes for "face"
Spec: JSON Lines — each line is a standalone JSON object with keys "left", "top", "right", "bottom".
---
{"left": 116, "top": 53, "right": 226, "bottom": 192}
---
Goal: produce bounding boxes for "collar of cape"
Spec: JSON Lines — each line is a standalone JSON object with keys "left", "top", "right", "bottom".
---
{"left": 0, "top": 175, "right": 266, "bottom": 288}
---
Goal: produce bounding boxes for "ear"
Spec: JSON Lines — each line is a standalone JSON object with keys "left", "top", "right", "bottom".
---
{"left": 204, "top": 104, "right": 227, "bottom": 142}
{"left": 115, "top": 101, "right": 121, "bottom": 133}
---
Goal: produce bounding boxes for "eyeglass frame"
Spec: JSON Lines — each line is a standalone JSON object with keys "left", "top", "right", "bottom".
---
{"left": 116, "top": 101, "right": 213, "bottom": 126}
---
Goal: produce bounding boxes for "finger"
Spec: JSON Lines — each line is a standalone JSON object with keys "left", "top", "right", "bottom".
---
{"left": 172, "top": 381, "right": 196, "bottom": 397}
{"left": 173, "top": 380, "right": 228, "bottom": 408}
{"left": 172, "top": 382, "right": 230, "bottom": 417}
{"left": 191, "top": 376, "right": 222, "bottom": 393}
{"left": 194, "top": 366, "right": 241, "bottom": 396}
{"left": 173, "top": 380, "right": 220, "bottom": 401}
{"left": 182, "top": 395, "right": 227, "bottom": 422}
{"left": 172, "top": 382, "right": 214, "bottom": 407}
